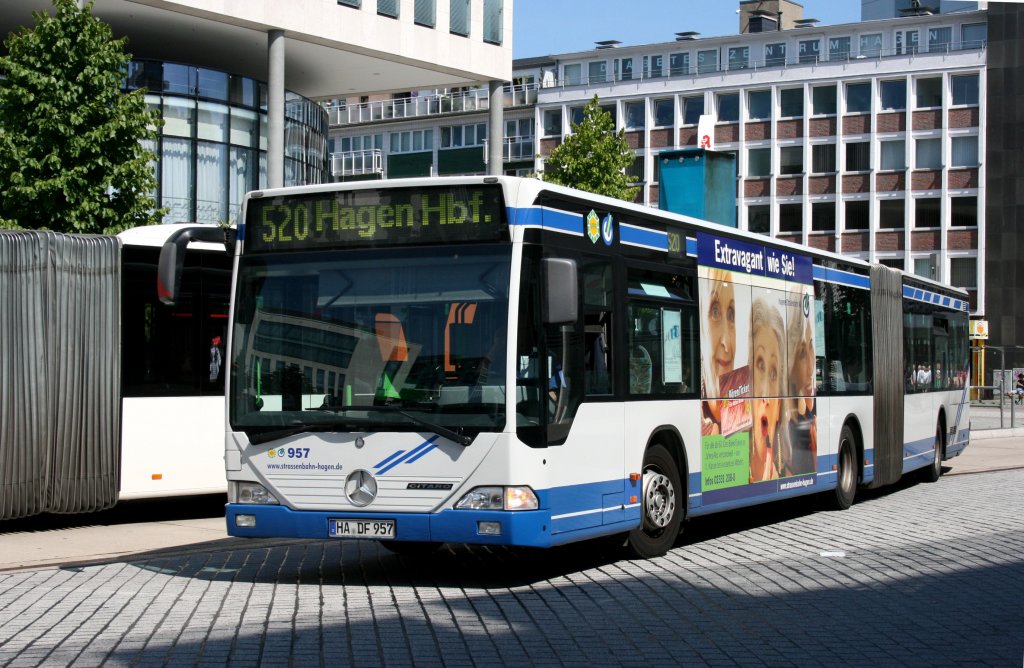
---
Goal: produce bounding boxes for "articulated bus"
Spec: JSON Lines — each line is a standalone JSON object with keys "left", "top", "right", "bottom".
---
{"left": 159, "top": 176, "right": 970, "bottom": 558}
{"left": 119, "top": 224, "right": 231, "bottom": 499}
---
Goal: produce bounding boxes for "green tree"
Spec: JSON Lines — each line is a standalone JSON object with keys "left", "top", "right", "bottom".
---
{"left": 0, "top": 0, "right": 161, "bottom": 234}
{"left": 541, "top": 95, "right": 639, "bottom": 202}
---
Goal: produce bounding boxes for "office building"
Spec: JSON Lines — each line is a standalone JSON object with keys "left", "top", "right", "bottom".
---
{"left": 1, "top": 0, "right": 512, "bottom": 224}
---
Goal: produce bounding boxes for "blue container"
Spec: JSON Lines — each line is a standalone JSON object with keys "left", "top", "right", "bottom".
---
{"left": 657, "top": 148, "right": 737, "bottom": 228}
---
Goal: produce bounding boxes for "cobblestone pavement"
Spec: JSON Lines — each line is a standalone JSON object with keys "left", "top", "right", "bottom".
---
{"left": 1, "top": 470, "right": 1022, "bottom": 667}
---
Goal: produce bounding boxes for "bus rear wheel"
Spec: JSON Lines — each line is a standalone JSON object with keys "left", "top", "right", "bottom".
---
{"left": 626, "top": 443, "right": 682, "bottom": 559}
{"left": 920, "top": 424, "right": 943, "bottom": 483}
{"left": 828, "top": 425, "right": 858, "bottom": 511}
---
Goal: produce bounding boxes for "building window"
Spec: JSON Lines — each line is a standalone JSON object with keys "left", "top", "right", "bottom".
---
{"left": 928, "top": 26, "right": 952, "bottom": 53}
{"left": 951, "top": 136, "right": 979, "bottom": 167}
{"left": 845, "top": 200, "right": 869, "bottom": 230}
{"left": 812, "top": 144, "right": 836, "bottom": 173}
{"left": 812, "top": 202, "right": 836, "bottom": 232}
{"left": 643, "top": 55, "right": 664, "bottom": 78}
{"left": 616, "top": 57, "right": 634, "bottom": 81}
{"left": 895, "top": 29, "right": 919, "bottom": 55}
{"left": 914, "top": 256, "right": 937, "bottom": 280}
{"left": 962, "top": 23, "right": 987, "bottom": 48}
{"left": 669, "top": 53, "right": 689, "bottom": 76}
{"left": 717, "top": 92, "right": 739, "bottom": 123}
{"left": 779, "top": 203, "right": 802, "bottom": 233}
{"left": 780, "top": 146, "right": 803, "bottom": 175}
{"left": 626, "top": 155, "right": 644, "bottom": 184}
{"left": 829, "top": 36, "right": 851, "bottom": 61}
{"left": 950, "top": 257, "right": 977, "bottom": 289}
{"left": 483, "top": 0, "right": 503, "bottom": 45}
{"left": 860, "top": 33, "right": 882, "bottom": 58}
{"left": 880, "top": 80, "right": 906, "bottom": 111}
{"left": 879, "top": 258, "right": 904, "bottom": 270}
{"left": 441, "top": 123, "right": 486, "bottom": 148}
{"left": 748, "top": 147, "right": 771, "bottom": 177}
{"left": 748, "top": 205, "right": 770, "bottom": 234}
{"left": 879, "top": 199, "right": 905, "bottom": 229}
{"left": 682, "top": 95, "right": 704, "bottom": 125}
{"left": 378, "top": 0, "right": 398, "bottom": 17}
{"left": 543, "top": 108, "right": 562, "bottom": 136}
{"left": 728, "top": 46, "right": 749, "bottom": 71}
{"left": 799, "top": 39, "right": 821, "bottom": 64}
{"left": 697, "top": 49, "right": 718, "bottom": 74}
{"left": 880, "top": 140, "right": 906, "bottom": 171}
{"left": 916, "top": 138, "right": 942, "bottom": 169}
{"left": 846, "top": 82, "right": 871, "bottom": 114}
{"left": 625, "top": 101, "right": 645, "bottom": 129}
{"left": 589, "top": 61, "right": 608, "bottom": 84}
{"left": 450, "top": 0, "right": 470, "bottom": 36}
{"left": 780, "top": 88, "right": 804, "bottom": 118}
{"left": 390, "top": 129, "right": 433, "bottom": 153}
{"left": 952, "top": 74, "right": 979, "bottom": 106}
{"left": 653, "top": 98, "right": 674, "bottom": 127}
{"left": 563, "top": 64, "right": 582, "bottom": 86}
{"left": 846, "top": 142, "right": 870, "bottom": 172}
{"left": 951, "top": 196, "right": 977, "bottom": 227}
{"left": 812, "top": 85, "right": 837, "bottom": 116}
{"left": 338, "top": 0, "right": 360, "bottom": 6}
{"left": 765, "top": 43, "right": 786, "bottom": 67}
{"left": 748, "top": 90, "right": 771, "bottom": 121}
{"left": 414, "top": 0, "right": 436, "bottom": 27}
{"left": 915, "top": 198, "right": 940, "bottom": 228}
{"left": 916, "top": 77, "right": 942, "bottom": 108}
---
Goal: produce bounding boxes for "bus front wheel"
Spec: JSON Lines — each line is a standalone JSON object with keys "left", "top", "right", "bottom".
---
{"left": 626, "top": 443, "right": 682, "bottom": 559}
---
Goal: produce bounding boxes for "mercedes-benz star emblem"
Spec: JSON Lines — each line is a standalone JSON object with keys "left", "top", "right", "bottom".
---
{"left": 345, "top": 469, "right": 377, "bottom": 507}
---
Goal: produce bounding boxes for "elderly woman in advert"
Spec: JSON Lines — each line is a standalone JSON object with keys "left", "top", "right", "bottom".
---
{"left": 783, "top": 289, "right": 818, "bottom": 476}
{"left": 700, "top": 268, "right": 738, "bottom": 435}
{"left": 749, "top": 295, "right": 786, "bottom": 483}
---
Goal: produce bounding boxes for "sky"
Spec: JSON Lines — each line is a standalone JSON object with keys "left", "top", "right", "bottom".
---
{"left": 512, "top": 0, "right": 863, "bottom": 59}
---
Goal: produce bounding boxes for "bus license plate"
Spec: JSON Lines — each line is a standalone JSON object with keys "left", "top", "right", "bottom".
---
{"left": 329, "top": 518, "right": 395, "bottom": 540}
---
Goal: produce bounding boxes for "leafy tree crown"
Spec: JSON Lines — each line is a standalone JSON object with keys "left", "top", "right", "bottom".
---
{"left": 541, "top": 95, "right": 639, "bottom": 202}
{"left": 0, "top": 0, "right": 162, "bottom": 234}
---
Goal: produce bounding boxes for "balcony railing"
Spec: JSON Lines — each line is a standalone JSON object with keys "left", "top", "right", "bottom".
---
{"left": 545, "top": 40, "right": 987, "bottom": 89}
{"left": 331, "top": 149, "right": 383, "bottom": 177}
{"left": 504, "top": 136, "right": 535, "bottom": 162}
{"left": 326, "top": 84, "right": 539, "bottom": 127}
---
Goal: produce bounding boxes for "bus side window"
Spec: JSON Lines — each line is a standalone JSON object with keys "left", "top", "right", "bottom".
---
{"left": 585, "top": 312, "right": 612, "bottom": 395}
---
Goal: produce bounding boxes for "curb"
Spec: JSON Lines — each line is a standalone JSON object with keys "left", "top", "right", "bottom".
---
{"left": 970, "top": 427, "right": 1024, "bottom": 440}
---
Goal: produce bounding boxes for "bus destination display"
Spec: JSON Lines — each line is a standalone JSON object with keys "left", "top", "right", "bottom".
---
{"left": 245, "top": 185, "right": 506, "bottom": 252}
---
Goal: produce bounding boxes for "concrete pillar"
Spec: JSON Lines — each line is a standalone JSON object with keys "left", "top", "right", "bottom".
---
{"left": 267, "top": 30, "right": 285, "bottom": 189}
{"left": 488, "top": 80, "right": 504, "bottom": 176}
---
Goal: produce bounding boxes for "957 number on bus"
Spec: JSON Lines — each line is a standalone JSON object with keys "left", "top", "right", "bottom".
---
{"left": 329, "top": 518, "right": 395, "bottom": 540}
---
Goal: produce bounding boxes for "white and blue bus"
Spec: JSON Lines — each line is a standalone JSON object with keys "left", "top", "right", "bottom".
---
{"left": 160, "top": 176, "right": 970, "bottom": 558}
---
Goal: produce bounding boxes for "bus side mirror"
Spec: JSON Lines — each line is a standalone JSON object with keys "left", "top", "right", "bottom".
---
{"left": 543, "top": 257, "right": 578, "bottom": 325}
{"left": 158, "top": 225, "right": 233, "bottom": 305}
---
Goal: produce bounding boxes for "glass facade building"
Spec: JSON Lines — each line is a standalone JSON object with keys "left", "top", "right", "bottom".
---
{"left": 124, "top": 60, "right": 329, "bottom": 225}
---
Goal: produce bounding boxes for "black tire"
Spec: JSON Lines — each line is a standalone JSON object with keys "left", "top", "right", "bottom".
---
{"left": 626, "top": 443, "right": 683, "bottom": 559}
{"left": 828, "top": 425, "right": 858, "bottom": 510}
{"left": 379, "top": 540, "right": 442, "bottom": 556}
{"left": 920, "top": 424, "right": 943, "bottom": 483}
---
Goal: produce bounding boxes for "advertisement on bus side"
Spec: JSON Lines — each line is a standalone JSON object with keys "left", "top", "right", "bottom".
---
{"left": 697, "top": 233, "right": 819, "bottom": 504}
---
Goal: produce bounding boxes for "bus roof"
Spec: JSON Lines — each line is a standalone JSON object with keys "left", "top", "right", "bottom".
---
{"left": 241, "top": 176, "right": 967, "bottom": 299}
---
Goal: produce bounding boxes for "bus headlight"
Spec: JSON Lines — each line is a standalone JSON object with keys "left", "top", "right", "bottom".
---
{"left": 455, "top": 486, "right": 538, "bottom": 511}
{"left": 235, "top": 482, "right": 278, "bottom": 505}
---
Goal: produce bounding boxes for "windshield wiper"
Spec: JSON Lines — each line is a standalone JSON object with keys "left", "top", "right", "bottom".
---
{"left": 247, "top": 420, "right": 358, "bottom": 446}
{"left": 394, "top": 409, "right": 473, "bottom": 447}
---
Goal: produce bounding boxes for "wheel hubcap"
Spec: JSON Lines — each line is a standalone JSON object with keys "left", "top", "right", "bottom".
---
{"left": 643, "top": 469, "right": 675, "bottom": 529}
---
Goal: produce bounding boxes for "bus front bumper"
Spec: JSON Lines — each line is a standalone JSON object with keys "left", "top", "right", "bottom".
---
{"left": 226, "top": 503, "right": 557, "bottom": 548}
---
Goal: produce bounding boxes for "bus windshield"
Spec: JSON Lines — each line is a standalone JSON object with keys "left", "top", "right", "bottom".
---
{"left": 229, "top": 244, "right": 511, "bottom": 439}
